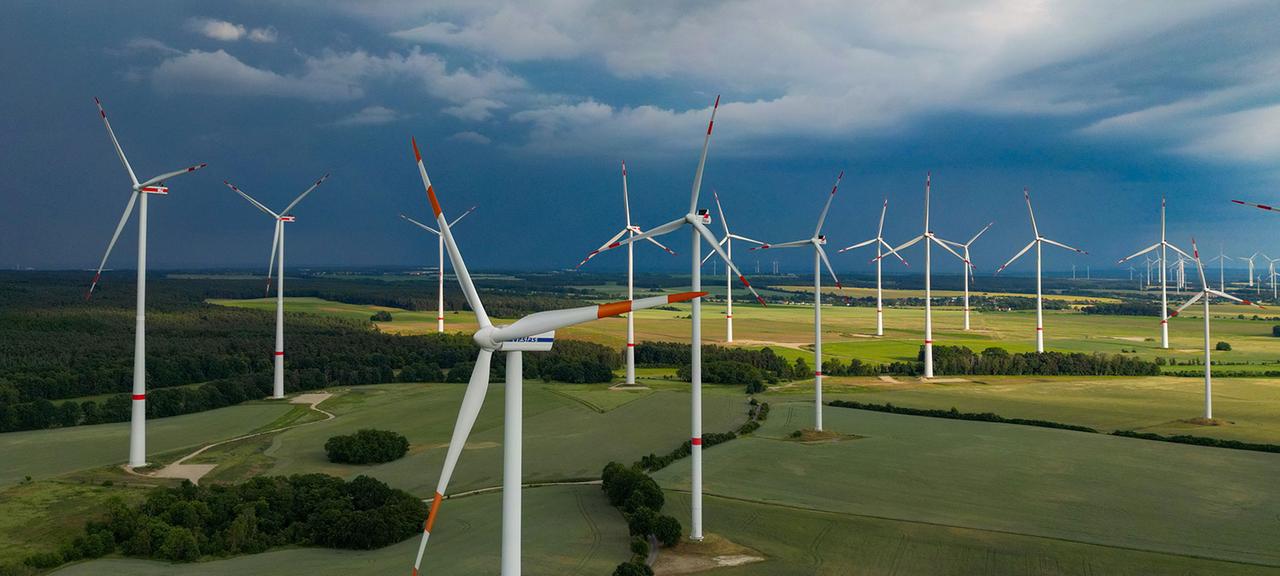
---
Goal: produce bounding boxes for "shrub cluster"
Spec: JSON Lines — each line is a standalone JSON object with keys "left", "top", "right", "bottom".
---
{"left": 827, "top": 400, "right": 1098, "bottom": 433}
{"left": 1081, "top": 302, "right": 1163, "bottom": 316}
{"left": 602, "top": 462, "right": 682, "bottom": 574}
{"left": 324, "top": 429, "right": 410, "bottom": 464}
{"left": 31, "top": 475, "right": 425, "bottom": 569}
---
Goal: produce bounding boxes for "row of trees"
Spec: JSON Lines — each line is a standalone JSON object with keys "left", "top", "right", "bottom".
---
{"left": 906, "top": 345, "right": 1160, "bottom": 376}
{"left": 23, "top": 475, "right": 425, "bottom": 570}
{"left": 602, "top": 462, "right": 682, "bottom": 575}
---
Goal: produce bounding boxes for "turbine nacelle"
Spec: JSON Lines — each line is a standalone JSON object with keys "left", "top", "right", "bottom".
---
{"left": 137, "top": 185, "right": 169, "bottom": 195}
{"left": 694, "top": 209, "right": 711, "bottom": 225}
{"left": 279, "top": 215, "right": 296, "bottom": 222}
{"left": 815, "top": 235, "right": 827, "bottom": 245}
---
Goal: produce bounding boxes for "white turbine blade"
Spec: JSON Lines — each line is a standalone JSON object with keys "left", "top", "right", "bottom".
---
{"left": 967, "top": 222, "right": 994, "bottom": 246}
{"left": 280, "top": 173, "right": 329, "bottom": 215}
{"left": 689, "top": 96, "right": 720, "bottom": 213}
{"left": 86, "top": 191, "right": 138, "bottom": 298}
{"left": 224, "top": 181, "right": 278, "bottom": 218}
{"left": 876, "top": 198, "right": 889, "bottom": 237}
{"left": 1166, "top": 242, "right": 1192, "bottom": 261}
{"left": 576, "top": 228, "right": 629, "bottom": 269}
{"left": 448, "top": 206, "right": 476, "bottom": 228}
{"left": 752, "top": 238, "right": 811, "bottom": 251}
{"left": 1040, "top": 237, "right": 1087, "bottom": 255}
{"left": 1207, "top": 289, "right": 1265, "bottom": 308}
{"left": 265, "top": 220, "right": 281, "bottom": 296}
{"left": 996, "top": 239, "right": 1037, "bottom": 274}
{"left": 492, "top": 291, "right": 706, "bottom": 343}
{"left": 400, "top": 213, "right": 440, "bottom": 235}
{"left": 931, "top": 236, "right": 970, "bottom": 264}
{"left": 413, "top": 137, "right": 489, "bottom": 326}
{"left": 1023, "top": 188, "right": 1039, "bottom": 237}
{"left": 712, "top": 188, "right": 731, "bottom": 237}
{"left": 621, "top": 160, "right": 632, "bottom": 228}
{"left": 729, "top": 233, "right": 765, "bottom": 246}
{"left": 884, "top": 234, "right": 924, "bottom": 258}
{"left": 614, "top": 217, "right": 686, "bottom": 248}
{"left": 700, "top": 237, "right": 727, "bottom": 266}
{"left": 644, "top": 235, "right": 678, "bottom": 256}
{"left": 695, "top": 221, "right": 767, "bottom": 305}
{"left": 837, "top": 238, "right": 876, "bottom": 253}
{"left": 94, "top": 97, "right": 139, "bottom": 186}
{"left": 817, "top": 245, "right": 841, "bottom": 289}
{"left": 1191, "top": 238, "right": 1209, "bottom": 289}
{"left": 138, "top": 163, "right": 208, "bottom": 189}
{"left": 1232, "top": 199, "right": 1280, "bottom": 214}
{"left": 1170, "top": 292, "right": 1203, "bottom": 316}
{"left": 1117, "top": 242, "right": 1159, "bottom": 264}
{"left": 414, "top": 349, "right": 494, "bottom": 575}
{"left": 879, "top": 239, "right": 909, "bottom": 266}
{"left": 813, "top": 170, "right": 844, "bottom": 235}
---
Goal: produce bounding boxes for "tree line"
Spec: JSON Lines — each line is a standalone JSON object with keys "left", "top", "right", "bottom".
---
{"left": 18, "top": 475, "right": 425, "bottom": 571}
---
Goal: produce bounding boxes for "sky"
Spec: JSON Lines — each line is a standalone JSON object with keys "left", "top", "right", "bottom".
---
{"left": 3, "top": 1, "right": 1280, "bottom": 275}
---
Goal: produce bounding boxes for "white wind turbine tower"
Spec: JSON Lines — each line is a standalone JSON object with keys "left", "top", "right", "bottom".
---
{"left": 996, "top": 189, "right": 1087, "bottom": 353}
{"left": 751, "top": 171, "right": 845, "bottom": 430}
{"left": 85, "top": 98, "right": 206, "bottom": 468}
{"left": 401, "top": 207, "right": 477, "bottom": 333}
{"left": 838, "top": 198, "right": 908, "bottom": 336}
{"left": 1238, "top": 252, "right": 1260, "bottom": 288}
{"left": 700, "top": 189, "right": 765, "bottom": 342}
{"left": 406, "top": 137, "right": 705, "bottom": 576}
{"left": 884, "top": 174, "right": 968, "bottom": 378}
{"left": 1206, "top": 246, "right": 1231, "bottom": 292}
{"left": 592, "top": 96, "right": 763, "bottom": 541}
{"left": 1116, "top": 198, "right": 1187, "bottom": 349}
{"left": 1168, "top": 239, "right": 1263, "bottom": 420}
{"left": 225, "top": 175, "right": 329, "bottom": 399}
{"left": 576, "top": 161, "right": 677, "bottom": 384}
{"left": 940, "top": 222, "right": 994, "bottom": 331}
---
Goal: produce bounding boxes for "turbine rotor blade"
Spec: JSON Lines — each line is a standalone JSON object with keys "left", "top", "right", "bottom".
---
{"left": 492, "top": 292, "right": 706, "bottom": 343}
{"left": 224, "top": 181, "right": 278, "bottom": 218}
{"left": 139, "top": 163, "right": 208, "bottom": 189}
{"left": 813, "top": 170, "right": 843, "bottom": 235}
{"left": 94, "top": 97, "right": 139, "bottom": 186}
{"left": 413, "top": 137, "right": 489, "bottom": 327}
{"left": 280, "top": 173, "right": 329, "bottom": 215}
{"left": 1023, "top": 188, "right": 1039, "bottom": 237}
{"left": 997, "top": 239, "right": 1038, "bottom": 274}
{"left": 1170, "top": 292, "right": 1203, "bottom": 316}
{"left": 1117, "top": 242, "right": 1159, "bottom": 264}
{"left": 695, "top": 221, "right": 766, "bottom": 305}
{"left": 689, "top": 96, "right": 720, "bottom": 214}
{"left": 817, "top": 245, "right": 841, "bottom": 289}
{"left": 837, "top": 238, "right": 876, "bottom": 253}
{"left": 1232, "top": 199, "right": 1279, "bottom": 213}
{"left": 729, "top": 233, "right": 765, "bottom": 245}
{"left": 613, "top": 217, "right": 685, "bottom": 248}
{"left": 712, "top": 188, "right": 730, "bottom": 237}
{"left": 400, "top": 213, "right": 440, "bottom": 235}
{"left": 967, "top": 222, "right": 994, "bottom": 246}
{"left": 86, "top": 191, "right": 139, "bottom": 298}
{"left": 413, "top": 349, "right": 495, "bottom": 576}
{"left": 266, "top": 220, "right": 281, "bottom": 296}
{"left": 576, "top": 228, "right": 629, "bottom": 269}
{"left": 1040, "top": 237, "right": 1087, "bottom": 255}
{"left": 448, "top": 205, "right": 476, "bottom": 228}
{"left": 751, "top": 238, "right": 811, "bottom": 251}
{"left": 931, "top": 236, "right": 970, "bottom": 264}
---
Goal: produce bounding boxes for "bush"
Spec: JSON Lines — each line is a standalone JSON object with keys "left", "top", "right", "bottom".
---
{"left": 1216, "top": 341, "right": 1232, "bottom": 351}
{"left": 1273, "top": 325, "right": 1280, "bottom": 337}
{"left": 324, "top": 429, "right": 410, "bottom": 464}
{"left": 370, "top": 310, "right": 393, "bottom": 322}
{"left": 653, "top": 515, "right": 682, "bottom": 547}
{"left": 630, "top": 536, "right": 650, "bottom": 557}
{"left": 612, "top": 561, "right": 654, "bottom": 576}
{"left": 627, "top": 507, "right": 657, "bottom": 537}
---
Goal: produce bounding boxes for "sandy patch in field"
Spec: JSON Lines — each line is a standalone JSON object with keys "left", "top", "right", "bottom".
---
{"left": 925, "top": 377, "right": 969, "bottom": 383}
{"left": 153, "top": 463, "right": 218, "bottom": 483}
{"left": 290, "top": 393, "right": 331, "bottom": 406}
{"left": 877, "top": 375, "right": 900, "bottom": 384}
{"left": 729, "top": 339, "right": 810, "bottom": 350}
{"left": 1111, "top": 336, "right": 1149, "bottom": 342}
{"left": 653, "top": 533, "right": 765, "bottom": 575}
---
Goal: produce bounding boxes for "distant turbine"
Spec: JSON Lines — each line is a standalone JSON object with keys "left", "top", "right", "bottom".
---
{"left": 753, "top": 171, "right": 845, "bottom": 430}
{"left": 225, "top": 174, "right": 329, "bottom": 399}
{"left": 590, "top": 96, "right": 764, "bottom": 542}
{"left": 996, "top": 189, "right": 1087, "bottom": 353}
{"left": 1206, "top": 246, "right": 1231, "bottom": 292}
{"left": 701, "top": 189, "right": 765, "bottom": 342}
{"left": 884, "top": 174, "right": 968, "bottom": 378}
{"left": 401, "top": 206, "right": 476, "bottom": 333}
{"left": 1238, "top": 252, "right": 1260, "bottom": 287}
{"left": 407, "top": 137, "right": 704, "bottom": 576}
{"left": 940, "top": 222, "right": 993, "bottom": 331}
{"left": 1116, "top": 198, "right": 1187, "bottom": 349}
{"left": 1168, "top": 239, "right": 1263, "bottom": 420}
{"left": 576, "top": 161, "right": 677, "bottom": 384}
{"left": 838, "top": 198, "right": 909, "bottom": 336}
{"left": 86, "top": 98, "right": 206, "bottom": 468}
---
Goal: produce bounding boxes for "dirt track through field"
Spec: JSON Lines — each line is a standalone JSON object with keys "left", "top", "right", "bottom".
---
{"left": 135, "top": 393, "right": 335, "bottom": 484}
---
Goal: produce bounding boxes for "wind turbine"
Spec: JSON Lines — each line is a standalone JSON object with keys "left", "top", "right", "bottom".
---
{"left": 85, "top": 98, "right": 206, "bottom": 468}
{"left": 884, "top": 174, "right": 968, "bottom": 378}
{"left": 751, "top": 171, "right": 845, "bottom": 430}
{"left": 590, "top": 96, "right": 763, "bottom": 541}
{"left": 837, "top": 198, "right": 908, "bottom": 336}
{"left": 1206, "top": 246, "right": 1231, "bottom": 292}
{"left": 996, "top": 189, "right": 1087, "bottom": 353}
{"left": 1168, "top": 239, "right": 1263, "bottom": 420}
{"left": 224, "top": 175, "right": 328, "bottom": 399}
{"left": 407, "top": 137, "right": 705, "bottom": 576}
{"left": 1239, "top": 252, "right": 1260, "bottom": 287}
{"left": 401, "top": 207, "right": 476, "bottom": 334}
{"left": 699, "top": 189, "right": 765, "bottom": 343}
{"left": 940, "top": 222, "right": 994, "bottom": 331}
{"left": 575, "top": 161, "right": 677, "bottom": 384}
{"left": 1116, "top": 198, "right": 1187, "bottom": 349}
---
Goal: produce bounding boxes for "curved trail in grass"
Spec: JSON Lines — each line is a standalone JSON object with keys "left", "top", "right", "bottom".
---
{"left": 127, "top": 392, "right": 336, "bottom": 484}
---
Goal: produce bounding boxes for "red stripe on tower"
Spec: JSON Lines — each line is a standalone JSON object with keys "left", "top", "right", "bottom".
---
{"left": 691, "top": 437, "right": 703, "bottom": 446}
{"left": 924, "top": 339, "right": 933, "bottom": 344}
{"left": 132, "top": 394, "right": 145, "bottom": 400}
{"left": 814, "top": 371, "right": 823, "bottom": 376}
{"left": 274, "top": 351, "right": 284, "bottom": 356}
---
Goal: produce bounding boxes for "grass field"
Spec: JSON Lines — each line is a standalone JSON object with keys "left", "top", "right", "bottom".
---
{"left": 653, "top": 399, "right": 1280, "bottom": 569}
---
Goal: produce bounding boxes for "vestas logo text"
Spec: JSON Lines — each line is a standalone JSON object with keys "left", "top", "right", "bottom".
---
{"left": 510, "top": 337, "right": 554, "bottom": 343}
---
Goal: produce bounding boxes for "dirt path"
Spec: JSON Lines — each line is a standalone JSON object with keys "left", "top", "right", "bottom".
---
{"left": 131, "top": 393, "right": 335, "bottom": 485}
{"left": 446, "top": 479, "right": 602, "bottom": 500}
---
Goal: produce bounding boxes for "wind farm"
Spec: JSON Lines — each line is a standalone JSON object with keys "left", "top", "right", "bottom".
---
{"left": 5, "top": 4, "right": 1280, "bottom": 576}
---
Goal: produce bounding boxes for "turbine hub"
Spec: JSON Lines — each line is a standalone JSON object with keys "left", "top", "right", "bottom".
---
{"left": 473, "top": 327, "right": 500, "bottom": 350}
{"left": 695, "top": 209, "right": 711, "bottom": 225}
{"left": 816, "top": 235, "right": 827, "bottom": 245}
